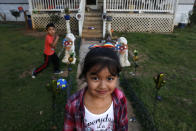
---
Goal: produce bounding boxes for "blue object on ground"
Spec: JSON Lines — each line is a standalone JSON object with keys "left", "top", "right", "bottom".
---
{"left": 156, "top": 96, "right": 162, "bottom": 101}
{"left": 57, "top": 79, "right": 68, "bottom": 90}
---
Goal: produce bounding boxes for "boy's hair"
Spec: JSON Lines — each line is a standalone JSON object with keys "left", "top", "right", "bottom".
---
{"left": 46, "top": 23, "right": 55, "bottom": 30}
{"left": 79, "top": 47, "right": 121, "bottom": 79}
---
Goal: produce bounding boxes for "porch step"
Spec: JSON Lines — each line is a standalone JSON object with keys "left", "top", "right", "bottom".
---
{"left": 82, "top": 28, "right": 102, "bottom": 33}
{"left": 83, "top": 24, "right": 102, "bottom": 29}
{"left": 82, "top": 11, "right": 103, "bottom": 39}
{"left": 84, "top": 21, "right": 102, "bottom": 26}
{"left": 82, "top": 32, "right": 102, "bottom": 39}
{"left": 85, "top": 12, "right": 102, "bottom": 17}
{"left": 85, "top": 16, "right": 102, "bottom": 21}
{"left": 82, "top": 27, "right": 102, "bottom": 38}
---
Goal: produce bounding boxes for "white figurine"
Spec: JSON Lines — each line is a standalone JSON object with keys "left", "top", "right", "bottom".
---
{"left": 62, "top": 33, "right": 76, "bottom": 64}
{"left": 116, "top": 37, "right": 131, "bottom": 67}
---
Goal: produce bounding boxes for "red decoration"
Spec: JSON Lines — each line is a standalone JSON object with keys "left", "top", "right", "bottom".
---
{"left": 18, "top": 7, "right": 24, "bottom": 12}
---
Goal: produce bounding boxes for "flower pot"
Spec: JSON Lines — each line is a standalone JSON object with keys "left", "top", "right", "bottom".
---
{"left": 64, "top": 15, "right": 70, "bottom": 20}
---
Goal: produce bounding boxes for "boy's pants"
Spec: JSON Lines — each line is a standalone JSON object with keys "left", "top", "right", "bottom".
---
{"left": 34, "top": 53, "right": 60, "bottom": 76}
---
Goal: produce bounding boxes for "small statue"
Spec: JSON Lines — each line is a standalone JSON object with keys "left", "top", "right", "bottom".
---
{"left": 62, "top": 33, "right": 76, "bottom": 64}
{"left": 116, "top": 37, "right": 131, "bottom": 67}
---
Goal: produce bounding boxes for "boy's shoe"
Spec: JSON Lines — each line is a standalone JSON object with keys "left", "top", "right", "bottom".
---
{"left": 32, "top": 75, "right": 36, "bottom": 79}
{"left": 32, "top": 70, "right": 36, "bottom": 79}
{"left": 54, "top": 70, "right": 63, "bottom": 75}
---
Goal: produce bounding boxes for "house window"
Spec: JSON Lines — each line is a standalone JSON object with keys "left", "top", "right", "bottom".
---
{"left": 87, "top": 0, "right": 96, "bottom": 5}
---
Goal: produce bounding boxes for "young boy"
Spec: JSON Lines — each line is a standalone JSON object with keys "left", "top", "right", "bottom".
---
{"left": 32, "top": 23, "right": 63, "bottom": 78}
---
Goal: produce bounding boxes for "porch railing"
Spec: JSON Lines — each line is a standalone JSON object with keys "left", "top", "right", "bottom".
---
{"left": 78, "top": 0, "right": 86, "bottom": 36}
{"left": 103, "top": 0, "right": 107, "bottom": 38}
{"left": 29, "top": 0, "right": 80, "bottom": 12}
{"left": 106, "top": 0, "right": 176, "bottom": 13}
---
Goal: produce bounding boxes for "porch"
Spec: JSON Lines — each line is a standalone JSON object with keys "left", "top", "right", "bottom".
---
{"left": 28, "top": 0, "right": 178, "bottom": 38}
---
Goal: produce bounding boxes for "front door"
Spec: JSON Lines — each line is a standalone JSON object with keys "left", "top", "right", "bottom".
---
{"left": 86, "top": 0, "right": 98, "bottom": 9}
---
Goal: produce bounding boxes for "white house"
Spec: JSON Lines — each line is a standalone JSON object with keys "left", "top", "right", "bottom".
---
{"left": 2, "top": 0, "right": 194, "bottom": 38}
{"left": 0, "top": 0, "right": 29, "bottom": 21}
{"left": 174, "top": 0, "right": 195, "bottom": 25}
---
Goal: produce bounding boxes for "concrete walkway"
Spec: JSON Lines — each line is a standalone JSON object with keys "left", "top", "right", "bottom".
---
{"left": 77, "top": 39, "right": 141, "bottom": 131}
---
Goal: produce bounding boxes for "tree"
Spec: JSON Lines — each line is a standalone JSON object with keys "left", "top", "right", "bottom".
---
{"left": 189, "top": 1, "right": 196, "bottom": 26}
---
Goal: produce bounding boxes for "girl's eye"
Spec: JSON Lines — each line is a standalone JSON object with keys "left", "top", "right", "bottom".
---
{"left": 91, "top": 77, "right": 99, "bottom": 81}
{"left": 107, "top": 77, "right": 114, "bottom": 81}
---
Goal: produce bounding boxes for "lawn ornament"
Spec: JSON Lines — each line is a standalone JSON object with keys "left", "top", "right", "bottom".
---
{"left": 65, "top": 18, "right": 71, "bottom": 33}
{"left": 153, "top": 73, "right": 166, "bottom": 117}
{"left": 153, "top": 73, "right": 166, "bottom": 90}
{"left": 76, "top": 13, "right": 82, "bottom": 21}
{"left": 116, "top": 37, "right": 131, "bottom": 67}
{"left": 62, "top": 33, "right": 76, "bottom": 64}
{"left": 103, "top": 42, "right": 115, "bottom": 48}
{"left": 18, "top": 7, "right": 24, "bottom": 13}
{"left": 88, "top": 44, "right": 101, "bottom": 49}
{"left": 57, "top": 78, "right": 68, "bottom": 90}
{"left": 88, "top": 42, "right": 115, "bottom": 50}
{"left": 153, "top": 72, "right": 166, "bottom": 101}
{"left": 106, "top": 16, "right": 113, "bottom": 37}
{"left": 102, "top": 13, "right": 107, "bottom": 21}
{"left": 46, "top": 77, "right": 69, "bottom": 130}
{"left": 133, "top": 49, "right": 139, "bottom": 73}
{"left": 64, "top": 8, "right": 71, "bottom": 33}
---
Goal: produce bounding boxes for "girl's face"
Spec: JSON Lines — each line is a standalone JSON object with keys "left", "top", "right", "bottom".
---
{"left": 47, "top": 27, "right": 56, "bottom": 36}
{"left": 86, "top": 66, "right": 118, "bottom": 99}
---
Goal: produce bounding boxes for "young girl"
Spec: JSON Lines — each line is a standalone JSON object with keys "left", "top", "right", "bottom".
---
{"left": 63, "top": 47, "right": 128, "bottom": 131}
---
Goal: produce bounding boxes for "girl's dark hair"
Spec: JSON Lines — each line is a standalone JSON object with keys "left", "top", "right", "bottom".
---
{"left": 46, "top": 23, "right": 55, "bottom": 30}
{"left": 79, "top": 47, "right": 121, "bottom": 79}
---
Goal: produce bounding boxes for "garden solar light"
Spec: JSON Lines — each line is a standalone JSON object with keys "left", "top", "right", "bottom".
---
{"left": 153, "top": 73, "right": 166, "bottom": 90}
{"left": 153, "top": 73, "right": 166, "bottom": 118}
{"left": 133, "top": 49, "right": 138, "bottom": 61}
{"left": 132, "top": 49, "right": 139, "bottom": 74}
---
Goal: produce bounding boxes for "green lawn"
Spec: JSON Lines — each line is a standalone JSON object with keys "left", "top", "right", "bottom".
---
{"left": 116, "top": 26, "right": 196, "bottom": 131}
{"left": 0, "top": 24, "right": 195, "bottom": 131}
{"left": 0, "top": 24, "right": 78, "bottom": 131}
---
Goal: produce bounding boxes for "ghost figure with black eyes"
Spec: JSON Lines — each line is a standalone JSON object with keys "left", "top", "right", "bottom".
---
{"left": 62, "top": 33, "right": 76, "bottom": 64}
{"left": 116, "top": 37, "right": 131, "bottom": 67}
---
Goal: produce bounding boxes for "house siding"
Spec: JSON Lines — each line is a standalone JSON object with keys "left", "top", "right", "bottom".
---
{"left": 0, "top": 3, "right": 29, "bottom": 21}
{"left": 178, "top": 0, "right": 195, "bottom": 4}
{"left": 174, "top": 0, "right": 195, "bottom": 25}
{"left": 0, "top": 0, "right": 28, "bottom": 4}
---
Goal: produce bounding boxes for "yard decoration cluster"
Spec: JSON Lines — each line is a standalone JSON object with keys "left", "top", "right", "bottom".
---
{"left": 120, "top": 74, "right": 157, "bottom": 131}
{"left": 88, "top": 36, "right": 131, "bottom": 67}
{"left": 46, "top": 66, "right": 73, "bottom": 130}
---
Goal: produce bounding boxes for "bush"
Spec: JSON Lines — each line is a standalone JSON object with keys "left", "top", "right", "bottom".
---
{"left": 189, "top": 3, "right": 196, "bottom": 25}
